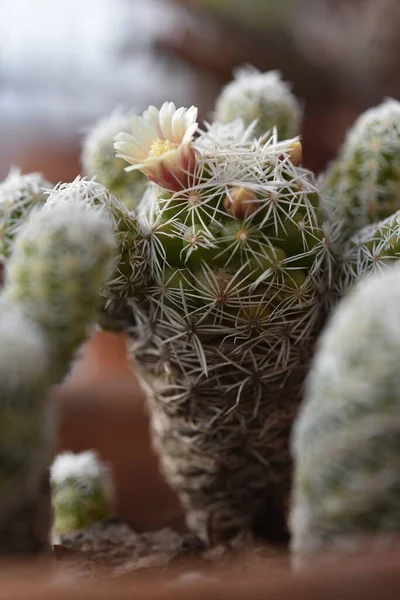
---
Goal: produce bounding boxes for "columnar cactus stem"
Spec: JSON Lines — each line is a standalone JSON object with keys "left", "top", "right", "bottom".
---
{"left": 4, "top": 201, "right": 117, "bottom": 379}
{"left": 0, "top": 302, "right": 53, "bottom": 554}
{"left": 290, "top": 267, "right": 400, "bottom": 568}
{"left": 321, "top": 99, "right": 400, "bottom": 248}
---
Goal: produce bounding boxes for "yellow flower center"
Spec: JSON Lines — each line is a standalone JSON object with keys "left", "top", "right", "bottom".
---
{"left": 148, "top": 139, "right": 178, "bottom": 157}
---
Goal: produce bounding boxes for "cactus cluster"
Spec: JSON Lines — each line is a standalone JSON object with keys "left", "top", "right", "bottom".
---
{"left": 0, "top": 64, "right": 400, "bottom": 557}
{"left": 51, "top": 450, "right": 115, "bottom": 538}
{"left": 0, "top": 194, "right": 117, "bottom": 553}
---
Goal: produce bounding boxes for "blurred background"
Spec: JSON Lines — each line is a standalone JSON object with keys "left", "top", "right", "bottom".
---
{"left": 1, "top": 0, "right": 400, "bottom": 532}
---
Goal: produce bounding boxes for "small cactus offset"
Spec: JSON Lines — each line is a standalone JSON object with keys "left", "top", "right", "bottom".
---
{"left": 81, "top": 110, "right": 148, "bottom": 211}
{"left": 321, "top": 99, "right": 400, "bottom": 248}
{"left": 50, "top": 451, "right": 115, "bottom": 539}
{"left": 290, "top": 267, "right": 400, "bottom": 568}
{"left": 214, "top": 68, "right": 302, "bottom": 140}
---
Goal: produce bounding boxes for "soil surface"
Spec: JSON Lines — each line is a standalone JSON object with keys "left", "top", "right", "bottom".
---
{"left": 54, "top": 519, "right": 289, "bottom": 582}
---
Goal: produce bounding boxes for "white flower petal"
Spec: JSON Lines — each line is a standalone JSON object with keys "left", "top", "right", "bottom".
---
{"left": 181, "top": 122, "right": 199, "bottom": 145}
{"left": 142, "top": 105, "right": 163, "bottom": 138}
{"left": 114, "top": 140, "right": 147, "bottom": 161}
{"left": 129, "top": 114, "right": 158, "bottom": 144}
{"left": 159, "top": 102, "right": 176, "bottom": 140}
{"left": 171, "top": 107, "right": 186, "bottom": 141}
{"left": 184, "top": 106, "right": 198, "bottom": 128}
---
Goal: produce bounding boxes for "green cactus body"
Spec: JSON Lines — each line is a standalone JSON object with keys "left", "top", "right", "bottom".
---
{"left": 81, "top": 111, "right": 148, "bottom": 211}
{"left": 0, "top": 301, "right": 53, "bottom": 554}
{"left": 290, "top": 268, "right": 400, "bottom": 568}
{"left": 214, "top": 68, "right": 302, "bottom": 140}
{"left": 321, "top": 99, "right": 400, "bottom": 247}
{"left": 113, "top": 117, "right": 331, "bottom": 545}
{"left": 336, "top": 210, "right": 400, "bottom": 297}
{"left": 4, "top": 199, "right": 117, "bottom": 379}
{"left": 0, "top": 168, "right": 52, "bottom": 262}
{"left": 51, "top": 451, "right": 115, "bottom": 538}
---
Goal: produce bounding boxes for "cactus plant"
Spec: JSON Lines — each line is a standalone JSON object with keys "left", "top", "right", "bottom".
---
{"left": 110, "top": 97, "right": 331, "bottom": 545}
{"left": 290, "top": 267, "right": 400, "bottom": 568}
{"left": 81, "top": 110, "right": 148, "bottom": 211}
{"left": 321, "top": 99, "right": 400, "bottom": 248}
{"left": 214, "top": 68, "right": 302, "bottom": 141}
{"left": 3, "top": 67, "right": 400, "bottom": 555}
{"left": 0, "top": 201, "right": 116, "bottom": 554}
{"left": 50, "top": 451, "right": 115, "bottom": 538}
{"left": 0, "top": 301, "right": 53, "bottom": 554}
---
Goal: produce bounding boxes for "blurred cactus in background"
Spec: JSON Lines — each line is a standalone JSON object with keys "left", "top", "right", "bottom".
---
{"left": 82, "top": 110, "right": 148, "bottom": 211}
{"left": 0, "top": 197, "right": 117, "bottom": 554}
{"left": 321, "top": 99, "right": 400, "bottom": 248}
{"left": 51, "top": 450, "right": 115, "bottom": 538}
{"left": 290, "top": 267, "right": 400, "bottom": 568}
{"left": 214, "top": 68, "right": 302, "bottom": 140}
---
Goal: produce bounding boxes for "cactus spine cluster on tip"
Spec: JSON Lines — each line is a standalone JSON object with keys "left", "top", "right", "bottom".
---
{"left": 321, "top": 99, "right": 400, "bottom": 249}
{"left": 214, "top": 68, "right": 302, "bottom": 141}
{"left": 50, "top": 450, "right": 115, "bottom": 538}
{"left": 0, "top": 167, "right": 52, "bottom": 263}
{"left": 290, "top": 267, "right": 400, "bottom": 568}
{"left": 81, "top": 110, "right": 148, "bottom": 211}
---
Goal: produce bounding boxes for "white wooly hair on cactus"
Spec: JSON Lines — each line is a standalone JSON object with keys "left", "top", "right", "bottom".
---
{"left": 290, "top": 265, "right": 400, "bottom": 565}
{"left": 0, "top": 300, "right": 50, "bottom": 391}
{"left": 21, "top": 200, "right": 116, "bottom": 275}
{"left": 50, "top": 450, "right": 114, "bottom": 495}
{"left": 214, "top": 67, "right": 302, "bottom": 139}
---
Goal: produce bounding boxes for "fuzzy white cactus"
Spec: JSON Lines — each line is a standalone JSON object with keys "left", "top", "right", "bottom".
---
{"left": 0, "top": 300, "right": 53, "bottom": 554}
{"left": 214, "top": 68, "right": 302, "bottom": 141}
{"left": 50, "top": 451, "right": 115, "bottom": 537}
{"left": 290, "top": 266, "right": 400, "bottom": 568}
{"left": 321, "top": 99, "right": 400, "bottom": 248}
{"left": 4, "top": 200, "right": 117, "bottom": 378}
{"left": 45, "top": 177, "right": 149, "bottom": 300}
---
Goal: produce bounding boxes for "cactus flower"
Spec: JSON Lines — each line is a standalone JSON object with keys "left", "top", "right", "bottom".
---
{"left": 114, "top": 102, "right": 198, "bottom": 192}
